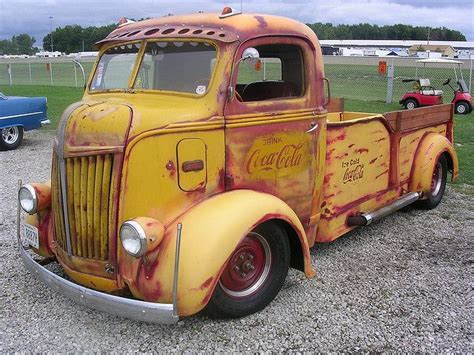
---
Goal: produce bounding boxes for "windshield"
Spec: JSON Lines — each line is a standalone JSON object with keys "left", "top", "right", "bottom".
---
{"left": 134, "top": 41, "right": 216, "bottom": 95}
{"left": 90, "top": 40, "right": 217, "bottom": 95}
{"left": 90, "top": 43, "right": 141, "bottom": 91}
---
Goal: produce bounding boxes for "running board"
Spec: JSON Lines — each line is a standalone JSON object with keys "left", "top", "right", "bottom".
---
{"left": 347, "top": 192, "right": 420, "bottom": 227}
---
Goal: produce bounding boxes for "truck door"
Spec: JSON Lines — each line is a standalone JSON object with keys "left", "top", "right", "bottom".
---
{"left": 223, "top": 36, "right": 325, "bottom": 231}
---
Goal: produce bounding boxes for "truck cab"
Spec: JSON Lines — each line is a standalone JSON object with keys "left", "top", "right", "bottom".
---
{"left": 17, "top": 10, "right": 458, "bottom": 323}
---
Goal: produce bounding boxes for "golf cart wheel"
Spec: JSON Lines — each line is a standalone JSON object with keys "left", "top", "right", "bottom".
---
{"left": 0, "top": 126, "right": 23, "bottom": 151}
{"left": 455, "top": 101, "right": 469, "bottom": 115}
{"left": 404, "top": 99, "right": 418, "bottom": 110}
{"left": 206, "top": 222, "right": 290, "bottom": 318}
{"left": 415, "top": 154, "right": 447, "bottom": 210}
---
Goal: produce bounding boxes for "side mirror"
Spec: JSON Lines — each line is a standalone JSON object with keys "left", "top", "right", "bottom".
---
{"left": 228, "top": 47, "right": 261, "bottom": 101}
{"left": 241, "top": 47, "right": 260, "bottom": 61}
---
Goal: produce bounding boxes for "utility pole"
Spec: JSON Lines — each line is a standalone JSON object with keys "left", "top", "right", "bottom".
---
{"left": 49, "top": 16, "right": 54, "bottom": 52}
{"left": 82, "top": 39, "right": 85, "bottom": 52}
{"left": 427, "top": 27, "right": 431, "bottom": 45}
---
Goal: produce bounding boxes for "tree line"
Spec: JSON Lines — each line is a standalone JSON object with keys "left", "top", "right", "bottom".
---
{"left": 42, "top": 24, "right": 117, "bottom": 53}
{"left": 0, "top": 34, "right": 37, "bottom": 55}
{"left": 0, "top": 21, "right": 467, "bottom": 55}
{"left": 306, "top": 23, "right": 466, "bottom": 41}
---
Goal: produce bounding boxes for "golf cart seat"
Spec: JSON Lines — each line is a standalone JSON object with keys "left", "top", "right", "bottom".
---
{"left": 419, "top": 79, "right": 443, "bottom": 96}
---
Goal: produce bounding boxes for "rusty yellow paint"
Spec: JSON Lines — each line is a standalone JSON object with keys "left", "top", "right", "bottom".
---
{"left": 73, "top": 158, "right": 82, "bottom": 257}
{"left": 399, "top": 124, "right": 447, "bottom": 183}
{"left": 176, "top": 138, "right": 207, "bottom": 192}
{"left": 86, "top": 156, "right": 96, "bottom": 257}
{"left": 80, "top": 157, "right": 88, "bottom": 257}
{"left": 93, "top": 155, "right": 103, "bottom": 258}
{"left": 410, "top": 133, "right": 459, "bottom": 195}
{"left": 101, "top": 155, "right": 112, "bottom": 259}
{"left": 118, "top": 190, "right": 314, "bottom": 317}
{"left": 119, "top": 129, "right": 225, "bottom": 228}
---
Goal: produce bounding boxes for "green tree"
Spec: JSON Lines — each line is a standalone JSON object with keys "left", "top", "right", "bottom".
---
{"left": 43, "top": 23, "right": 117, "bottom": 53}
{"left": 305, "top": 23, "right": 466, "bottom": 41}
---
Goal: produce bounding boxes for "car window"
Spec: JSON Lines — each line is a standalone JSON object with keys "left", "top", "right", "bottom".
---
{"left": 90, "top": 43, "right": 141, "bottom": 91}
{"left": 235, "top": 44, "right": 305, "bottom": 102}
{"left": 134, "top": 41, "right": 217, "bottom": 95}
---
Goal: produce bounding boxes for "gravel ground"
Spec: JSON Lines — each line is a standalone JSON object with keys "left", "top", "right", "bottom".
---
{"left": 1, "top": 130, "right": 473, "bottom": 352}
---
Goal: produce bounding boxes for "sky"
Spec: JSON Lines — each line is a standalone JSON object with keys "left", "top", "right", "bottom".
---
{"left": 0, "top": 0, "right": 473, "bottom": 48}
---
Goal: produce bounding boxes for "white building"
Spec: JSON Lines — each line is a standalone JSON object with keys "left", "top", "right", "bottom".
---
{"left": 35, "top": 51, "right": 62, "bottom": 58}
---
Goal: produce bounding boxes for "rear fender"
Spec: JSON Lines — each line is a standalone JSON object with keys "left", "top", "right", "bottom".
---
{"left": 409, "top": 133, "right": 458, "bottom": 197}
{"left": 120, "top": 189, "right": 314, "bottom": 317}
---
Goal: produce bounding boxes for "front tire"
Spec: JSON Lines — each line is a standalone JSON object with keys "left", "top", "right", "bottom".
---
{"left": 206, "top": 222, "right": 290, "bottom": 318}
{"left": 455, "top": 101, "right": 469, "bottom": 115}
{"left": 404, "top": 99, "right": 418, "bottom": 110}
{"left": 415, "top": 154, "right": 447, "bottom": 210}
{"left": 0, "top": 126, "right": 23, "bottom": 151}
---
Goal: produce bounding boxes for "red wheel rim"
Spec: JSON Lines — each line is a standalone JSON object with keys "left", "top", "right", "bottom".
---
{"left": 220, "top": 232, "right": 272, "bottom": 298}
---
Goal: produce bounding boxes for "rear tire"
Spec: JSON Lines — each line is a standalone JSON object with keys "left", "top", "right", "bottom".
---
{"left": 405, "top": 99, "right": 418, "bottom": 110}
{"left": 415, "top": 154, "right": 447, "bottom": 210}
{"left": 455, "top": 101, "right": 469, "bottom": 115}
{"left": 0, "top": 126, "right": 23, "bottom": 151}
{"left": 206, "top": 222, "right": 290, "bottom": 318}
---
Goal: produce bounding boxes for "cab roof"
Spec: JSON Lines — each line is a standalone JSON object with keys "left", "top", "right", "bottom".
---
{"left": 96, "top": 12, "right": 319, "bottom": 48}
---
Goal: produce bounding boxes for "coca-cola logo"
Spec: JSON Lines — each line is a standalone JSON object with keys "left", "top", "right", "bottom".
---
{"left": 341, "top": 158, "right": 365, "bottom": 184}
{"left": 343, "top": 164, "right": 364, "bottom": 184}
{"left": 246, "top": 143, "right": 305, "bottom": 175}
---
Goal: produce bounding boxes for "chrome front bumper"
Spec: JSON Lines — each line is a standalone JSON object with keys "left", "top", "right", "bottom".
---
{"left": 16, "top": 187, "right": 181, "bottom": 324}
{"left": 40, "top": 119, "right": 51, "bottom": 127}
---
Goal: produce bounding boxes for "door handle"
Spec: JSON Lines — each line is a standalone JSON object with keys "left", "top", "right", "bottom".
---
{"left": 306, "top": 122, "right": 319, "bottom": 133}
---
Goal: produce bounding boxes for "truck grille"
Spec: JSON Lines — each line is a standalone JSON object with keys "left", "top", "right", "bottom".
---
{"left": 52, "top": 153, "right": 114, "bottom": 260}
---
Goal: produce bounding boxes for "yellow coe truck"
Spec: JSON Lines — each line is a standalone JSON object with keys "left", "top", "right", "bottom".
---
{"left": 17, "top": 10, "right": 458, "bottom": 323}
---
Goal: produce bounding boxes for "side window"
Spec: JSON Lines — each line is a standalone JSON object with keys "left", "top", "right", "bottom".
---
{"left": 235, "top": 44, "right": 305, "bottom": 102}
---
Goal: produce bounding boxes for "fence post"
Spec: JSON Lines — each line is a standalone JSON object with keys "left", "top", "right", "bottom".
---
{"left": 50, "top": 61, "right": 53, "bottom": 86}
{"left": 74, "top": 63, "right": 78, "bottom": 87}
{"left": 386, "top": 59, "right": 395, "bottom": 104}
{"left": 469, "top": 57, "right": 472, "bottom": 94}
{"left": 28, "top": 62, "right": 32, "bottom": 84}
{"left": 8, "top": 63, "right": 12, "bottom": 86}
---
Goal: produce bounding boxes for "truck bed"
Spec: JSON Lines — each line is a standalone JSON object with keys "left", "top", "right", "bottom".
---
{"left": 317, "top": 98, "right": 453, "bottom": 242}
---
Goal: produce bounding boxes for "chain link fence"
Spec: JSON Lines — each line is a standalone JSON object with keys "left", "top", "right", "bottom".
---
{"left": 324, "top": 56, "right": 473, "bottom": 103}
{"left": 0, "top": 56, "right": 472, "bottom": 104}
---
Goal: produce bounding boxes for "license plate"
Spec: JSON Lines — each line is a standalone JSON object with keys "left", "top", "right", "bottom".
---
{"left": 23, "top": 224, "right": 39, "bottom": 249}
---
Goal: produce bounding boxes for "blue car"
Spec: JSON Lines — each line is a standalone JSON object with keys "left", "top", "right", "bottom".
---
{"left": 0, "top": 92, "right": 50, "bottom": 150}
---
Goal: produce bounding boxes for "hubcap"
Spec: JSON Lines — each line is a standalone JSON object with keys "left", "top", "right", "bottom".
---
{"left": 407, "top": 102, "right": 415, "bottom": 109}
{"left": 2, "top": 126, "right": 19, "bottom": 145}
{"left": 220, "top": 232, "right": 272, "bottom": 298}
{"left": 457, "top": 104, "right": 466, "bottom": 114}
{"left": 430, "top": 162, "right": 442, "bottom": 197}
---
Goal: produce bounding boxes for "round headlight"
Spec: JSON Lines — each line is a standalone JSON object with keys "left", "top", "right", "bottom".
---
{"left": 18, "top": 185, "right": 38, "bottom": 214}
{"left": 120, "top": 221, "right": 147, "bottom": 257}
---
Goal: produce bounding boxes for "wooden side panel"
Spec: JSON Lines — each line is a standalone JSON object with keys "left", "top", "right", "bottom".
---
{"left": 384, "top": 104, "right": 452, "bottom": 132}
{"left": 325, "top": 97, "right": 344, "bottom": 113}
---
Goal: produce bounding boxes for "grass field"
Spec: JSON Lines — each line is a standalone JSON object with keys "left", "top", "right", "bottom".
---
{"left": 1, "top": 84, "right": 472, "bottom": 187}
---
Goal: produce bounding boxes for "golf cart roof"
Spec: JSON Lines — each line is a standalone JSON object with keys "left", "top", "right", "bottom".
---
{"left": 416, "top": 58, "right": 464, "bottom": 65}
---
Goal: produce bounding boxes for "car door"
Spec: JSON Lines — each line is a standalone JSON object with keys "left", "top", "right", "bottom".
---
{"left": 223, "top": 36, "right": 323, "bottom": 230}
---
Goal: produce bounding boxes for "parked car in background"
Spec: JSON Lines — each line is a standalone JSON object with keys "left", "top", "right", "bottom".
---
{"left": 0, "top": 93, "right": 50, "bottom": 150}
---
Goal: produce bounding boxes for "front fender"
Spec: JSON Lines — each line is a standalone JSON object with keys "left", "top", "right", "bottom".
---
{"left": 409, "top": 133, "right": 458, "bottom": 196}
{"left": 119, "top": 189, "right": 314, "bottom": 317}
